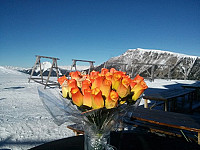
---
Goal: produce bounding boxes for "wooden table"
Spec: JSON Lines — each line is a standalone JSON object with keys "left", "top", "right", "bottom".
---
{"left": 29, "top": 131, "right": 200, "bottom": 150}
{"left": 182, "top": 82, "right": 200, "bottom": 102}
{"left": 143, "top": 88, "right": 195, "bottom": 111}
{"left": 131, "top": 107, "right": 200, "bottom": 145}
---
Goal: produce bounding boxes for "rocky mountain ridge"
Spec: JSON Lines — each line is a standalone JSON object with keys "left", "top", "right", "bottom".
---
{"left": 101, "top": 48, "right": 200, "bottom": 80}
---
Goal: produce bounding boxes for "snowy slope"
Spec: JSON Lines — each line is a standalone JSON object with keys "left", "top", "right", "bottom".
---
{"left": 0, "top": 66, "right": 74, "bottom": 150}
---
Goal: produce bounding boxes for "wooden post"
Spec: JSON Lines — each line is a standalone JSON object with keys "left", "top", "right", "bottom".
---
{"left": 39, "top": 59, "right": 43, "bottom": 83}
{"left": 71, "top": 60, "right": 77, "bottom": 71}
{"left": 89, "top": 62, "right": 94, "bottom": 74}
{"left": 189, "top": 91, "right": 193, "bottom": 112}
{"left": 144, "top": 99, "right": 148, "bottom": 108}
{"left": 28, "top": 56, "right": 40, "bottom": 83}
{"left": 164, "top": 101, "right": 168, "bottom": 111}
{"left": 198, "top": 132, "right": 200, "bottom": 145}
{"left": 44, "top": 59, "right": 55, "bottom": 89}
{"left": 55, "top": 59, "right": 59, "bottom": 82}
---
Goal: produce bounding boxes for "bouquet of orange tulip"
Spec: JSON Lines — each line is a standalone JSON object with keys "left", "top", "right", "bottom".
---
{"left": 38, "top": 68, "right": 147, "bottom": 150}
{"left": 58, "top": 68, "right": 147, "bottom": 110}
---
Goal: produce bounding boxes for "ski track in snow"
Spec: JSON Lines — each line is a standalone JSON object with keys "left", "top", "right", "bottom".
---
{"left": 0, "top": 66, "right": 198, "bottom": 150}
{"left": 0, "top": 67, "right": 74, "bottom": 150}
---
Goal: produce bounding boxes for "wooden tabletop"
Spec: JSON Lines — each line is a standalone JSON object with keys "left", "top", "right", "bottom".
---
{"left": 132, "top": 107, "right": 200, "bottom": 133}
{"left": 143, "top": 88, "right": 195, "bottom": 101}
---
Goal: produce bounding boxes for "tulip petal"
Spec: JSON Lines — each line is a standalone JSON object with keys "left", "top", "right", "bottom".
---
{"left": 71, "top": 87, "right": 83, "bottom": 106}
{"left": 61, "top": 86, "right": 69, "bottom": 98}
{"left": 117, "top": 77, "right": 131, "bottom": 98}
{"left": 101, "top": 68, "right": 109, "bottom": 76}
{"left": 83, "top": 89, "right": 93, "bottom": 107}
{"left": 68, "top": 79, "right": 78, "bottom": 98}
{"left": 105, "top": 91, "right": 119, "bottom": 109}
{"left": 58, "top": 75, "right": 68, "bottom": 86}
{"left": 91, "top": 76, "right": 104, "bottom": 90}
{"left": 133, "top": 74, "right": 144, "bottom": 84}
{"left": 100, "top": 79, "right": 111, "bottom": 98}
{"left": 70, "top": 71, "right": 82, "bottom": 80}
{"left": 112, "top": 72, "right": 123, "bottom": 90}
{"left": 131, "top": 80, "right": 148, "bottom": 101}
{"left": 92, "top": 88, "right": 104, "bottom": 109}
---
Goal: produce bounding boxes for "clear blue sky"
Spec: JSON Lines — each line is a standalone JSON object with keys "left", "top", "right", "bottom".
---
{"left": 0, "top": 0, "right": 200, "bottom": 67}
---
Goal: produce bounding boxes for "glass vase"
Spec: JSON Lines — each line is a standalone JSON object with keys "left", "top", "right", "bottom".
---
{"left": 84, "top": 130, "right": 111, "bottom": 150}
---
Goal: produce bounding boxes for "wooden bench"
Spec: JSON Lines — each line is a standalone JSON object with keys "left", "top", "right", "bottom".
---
{"left": 130, "top": 107, "right": 200, "bottom": 144}
{"left": 143, "top": 88, "right": 195, "bottom": 111}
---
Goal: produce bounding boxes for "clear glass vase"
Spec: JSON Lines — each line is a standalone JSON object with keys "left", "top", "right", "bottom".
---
{"left": 84, "top": 131, "right": 110, "bottom": 150}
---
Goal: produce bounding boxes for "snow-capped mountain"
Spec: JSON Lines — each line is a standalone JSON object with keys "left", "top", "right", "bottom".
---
{"left": 97, "top": 48, "right": 200, "bottom": 80}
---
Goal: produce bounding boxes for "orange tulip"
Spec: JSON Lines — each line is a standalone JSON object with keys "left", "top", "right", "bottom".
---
{"left": 81, "top": 80, "right": 91, "bottom": 95}
{"left": 117, "top": 77, "right": 131, "bottom": 98}
{"left": 83, "top": 89, "right": 93, "bottom": 107}
{"left": 101, "top": 68, "right": 109, "bottom": 76}
{"left": 132, "top": 74, "right": 144, "bottom": 84}
{"left": 91, "top": 76, "right": 104, "bottom": 90}
{"left": 131, "top": 80, "right": 148, "bottom": 101}
{"left": 110, "top": 68, "right": 117, "bottom": 74}
{"left": 61, "top": 86, "right": 69, "bottom": 98}
{"left": 60, "top": 80, "right": 69, "bottom": 98}
{"left": 68, "top": 79, "right": 78, "bottom": 98}
{"left": 70, "top": 71, "right": 82, "bottom": 80}
{"left": 90, "top": 71, "right": 99, "bottom": 81}
{"left": 58, "top": 75, "right": 68, "bottom": 86}
{"left": 91, "top": 88, "right": 104, "bottom": 109}
{"left": 105, "top": 72, "right": 112, "bottom": 81}
{"left": 112, "top": 71, "right": 123, "bottom": 90}
{"left": 100, "top": 79, "right": 112, "bottom": 98}
{"left": 105, "top": 90, "right": 119, "bottom": 109}
{"left": 130, "top": 79, "right": 137, "bottom": 89}
{"left": 71, "top": 87, "right": 83, "bottom": 107}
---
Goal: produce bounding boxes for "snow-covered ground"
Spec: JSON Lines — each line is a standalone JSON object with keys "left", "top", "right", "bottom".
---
{"left": 0, "top": 66, "right": 74, "bottom": 150}
{"left": 0, "top": 66, "right": 198, "bottom": 150}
